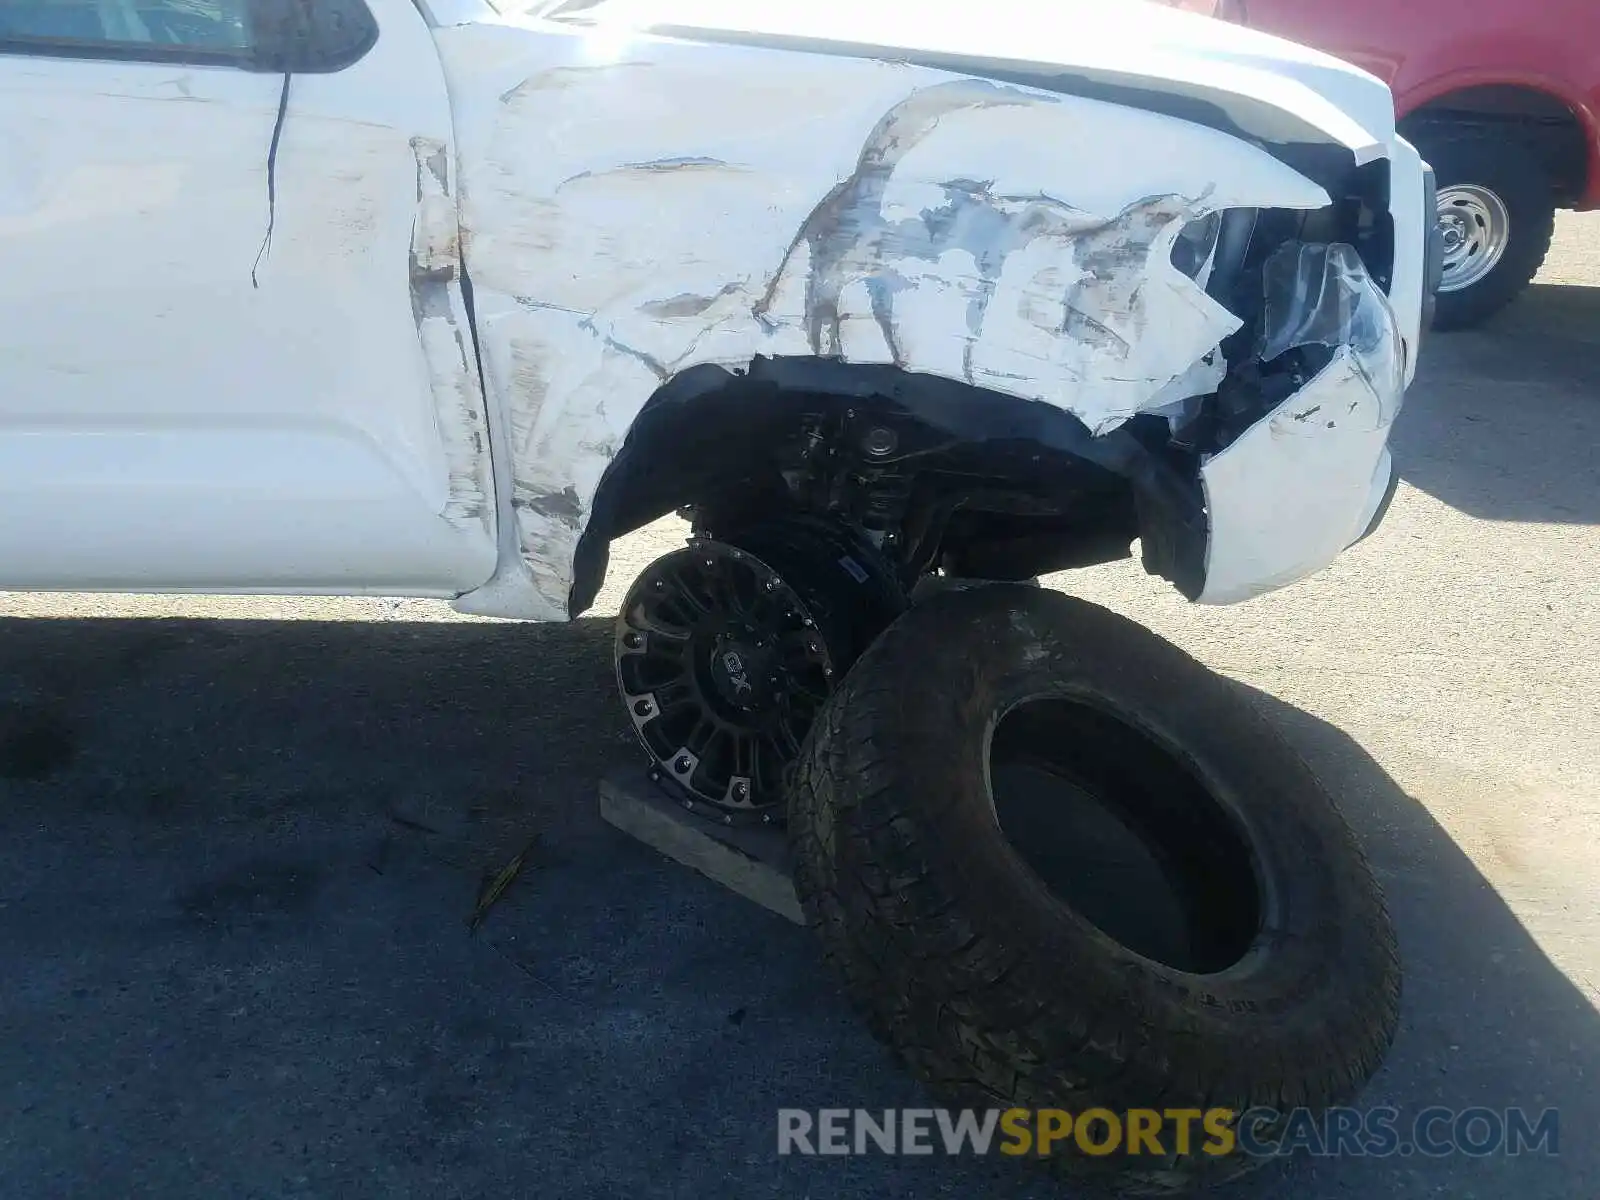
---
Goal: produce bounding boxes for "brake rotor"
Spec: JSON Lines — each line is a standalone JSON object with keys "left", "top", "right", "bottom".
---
{"left": 615, "top": 523, "right": 904, "bottom": 820}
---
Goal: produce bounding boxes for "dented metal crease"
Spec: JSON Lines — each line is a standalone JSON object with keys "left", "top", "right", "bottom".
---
{"left": 408, "top": 136, "right": 495, "bottom": 533}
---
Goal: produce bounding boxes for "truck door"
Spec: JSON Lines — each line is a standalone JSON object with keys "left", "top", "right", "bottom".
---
{"left": 0, "top": 0, "right": 495, "bottom": 593}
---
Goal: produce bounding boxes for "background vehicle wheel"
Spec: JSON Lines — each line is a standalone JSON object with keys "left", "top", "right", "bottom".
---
{"left": 1416, "top": 131, "right": 1555, "bottom": 330}
{"left": 789, "top": 586, "right": 1400, "bottom": 1193}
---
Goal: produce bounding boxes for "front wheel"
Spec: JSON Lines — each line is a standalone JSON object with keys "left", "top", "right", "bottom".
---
{"left": 1415, "top": 130, "right": 1556, "bottom": 330}
{"left": 790, "top": 586, "right": 1400, "bottom": 1193}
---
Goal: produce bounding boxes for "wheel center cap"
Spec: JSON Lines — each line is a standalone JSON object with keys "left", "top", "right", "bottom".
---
{"left": 709, "top": 638, "right": 774, "bottom": 712}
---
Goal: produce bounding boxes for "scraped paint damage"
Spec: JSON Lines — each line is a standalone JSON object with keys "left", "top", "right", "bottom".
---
{"left": 434, "top": 30, "right": 1372, "bottom": 619}
{"left": 408, "top": 136, "right": 495, "bottom": 536}
{"left": 747, "top": 84, "right": 1244, "bottom": 436}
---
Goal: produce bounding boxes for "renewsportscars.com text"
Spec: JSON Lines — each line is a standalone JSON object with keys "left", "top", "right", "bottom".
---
{"left": 777, "top": 1106, "right": 1559, "bottom": 1159}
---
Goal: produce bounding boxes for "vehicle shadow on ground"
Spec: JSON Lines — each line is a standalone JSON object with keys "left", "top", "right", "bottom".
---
{"left": 1395, "top": 282, "right": 1600, "bottom": 525}
{"left": 0, "top": 617, "right": 1593, "bottom": 1198}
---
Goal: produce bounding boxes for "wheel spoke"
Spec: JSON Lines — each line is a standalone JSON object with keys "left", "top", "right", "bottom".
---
{"left": 628, "top": 605, "right": 693, "bottom": 641}
{"left": 652, "top": 677, "right": 697, "bottom": 715}
{"left": 712, "top": 563, "right": 749, "bottom": 622}
{"left": 645, "top": 635, "right": 688, "bottom": 660}
{"left": 663, "top": 565, "right": 714, "bottom": 620}
{"left": 749, "top": 737, "right": 771, "bottom": 796}
{"left": 744, "top": 584, "right": 786, "bottom": 629}
{"left": 686, "top": 715, "right": 719, "bottom": 756}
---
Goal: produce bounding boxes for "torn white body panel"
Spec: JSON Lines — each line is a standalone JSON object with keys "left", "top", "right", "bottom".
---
{"left": 1199, "top": 346, "right": 1395, "bottom": 604}
{"left": 435, "top": 19, "right": 1340, "bottom": 617}
{"left": 1197, "top": 239, "right": 1406, "bottom": 603}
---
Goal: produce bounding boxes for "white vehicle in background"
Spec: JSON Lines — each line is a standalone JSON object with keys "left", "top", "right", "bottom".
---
{"left": 0, "top": 0, "right": 1426, "bottom": 1189}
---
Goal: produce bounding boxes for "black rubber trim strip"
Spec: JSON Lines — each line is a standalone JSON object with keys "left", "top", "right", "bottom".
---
{"left": 1355, "top": 458, "right": 1401, "bottom": 545}
{"left": 0, "top": 35, "right": 252, "bottom": 68}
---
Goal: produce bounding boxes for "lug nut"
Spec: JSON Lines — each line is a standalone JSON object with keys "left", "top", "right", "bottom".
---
{"left": 674, "top": 755, "right": 692, "bottom": 773}
{"left": 633, "top": 700, "right": 652, "bottom": 717}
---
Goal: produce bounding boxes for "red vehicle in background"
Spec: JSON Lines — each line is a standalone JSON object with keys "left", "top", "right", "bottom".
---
{"left": 1180, "top": 0, "right": 1600, "bottom": 329}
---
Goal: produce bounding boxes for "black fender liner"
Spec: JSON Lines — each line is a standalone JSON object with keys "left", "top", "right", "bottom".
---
{"left": 569, "top": 357, "right": 1208, "bottom": 617}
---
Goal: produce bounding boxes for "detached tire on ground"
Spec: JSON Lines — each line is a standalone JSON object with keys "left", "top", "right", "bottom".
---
{"left": 1417, "top": 130, "right": 1556, "bottom": 330}
{"left": 789, "top": 586, "right": 1400, "bottom": 1193}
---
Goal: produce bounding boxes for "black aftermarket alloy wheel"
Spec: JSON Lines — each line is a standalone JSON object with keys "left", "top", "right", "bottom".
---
{"left": 616, "top": 521, "right": 904, "bottom": 817}
{"left": 617, "top": 541, "right": 827, "bottom": 811}
{"left": 789, "top": 585, "right": 1401, "bottom": 1193}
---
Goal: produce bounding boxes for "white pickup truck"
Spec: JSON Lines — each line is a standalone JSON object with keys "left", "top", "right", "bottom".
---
{"left": 0, "top": 0, "right": 1426, "bottom": 1186}
{"left": 0, "top": 0, "right": 1429, "bottom": 611}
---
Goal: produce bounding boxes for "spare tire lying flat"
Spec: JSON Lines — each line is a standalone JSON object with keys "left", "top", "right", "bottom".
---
{"left": 789, "top": 585, "right": 1400, "bottom": 1193}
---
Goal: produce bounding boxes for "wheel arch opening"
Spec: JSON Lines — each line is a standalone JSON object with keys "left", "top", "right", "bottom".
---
{"left": 1404, "top": 84, "right": 1592, "bottom": 205}
{"left": 568, "top": 357, "right": 1209, "bottom": 618}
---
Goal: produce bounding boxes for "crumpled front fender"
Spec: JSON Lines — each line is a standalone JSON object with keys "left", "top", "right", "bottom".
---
{"left": 433, "top": 20, "right": 1398, "bottom": 619}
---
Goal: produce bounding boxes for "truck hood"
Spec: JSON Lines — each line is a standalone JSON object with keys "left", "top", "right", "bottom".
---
{"left": 513, "top": 0, "right": 1396, "bottom": 160}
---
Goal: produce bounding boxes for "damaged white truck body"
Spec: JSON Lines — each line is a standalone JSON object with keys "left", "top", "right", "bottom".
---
{"left": 0, "top": 0, "right": 1428, "bottom": 616}
{"left": 2, "top": 2, "right": 1424, "bottom": 1181}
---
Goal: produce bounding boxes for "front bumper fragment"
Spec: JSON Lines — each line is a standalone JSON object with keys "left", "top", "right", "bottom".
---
{"left": 1197, "top": 241, "right": 1406, "bottom": 604}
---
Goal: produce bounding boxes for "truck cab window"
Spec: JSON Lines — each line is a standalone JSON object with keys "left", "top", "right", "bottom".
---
{"left": 0, "top": 0, "right": 251, "bottom": 55}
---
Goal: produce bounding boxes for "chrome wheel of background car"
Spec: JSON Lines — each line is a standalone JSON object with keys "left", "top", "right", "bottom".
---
{"left": 615, "top": 522, "right": 904, "bottom": 820}
{"left": 1437, "top": 183, "right": 1511, "bottom": 293}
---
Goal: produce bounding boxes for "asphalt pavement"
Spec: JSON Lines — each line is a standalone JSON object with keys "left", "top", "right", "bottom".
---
{"left": 1, "top": 216, "right": 1597, "bottom": 1199}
